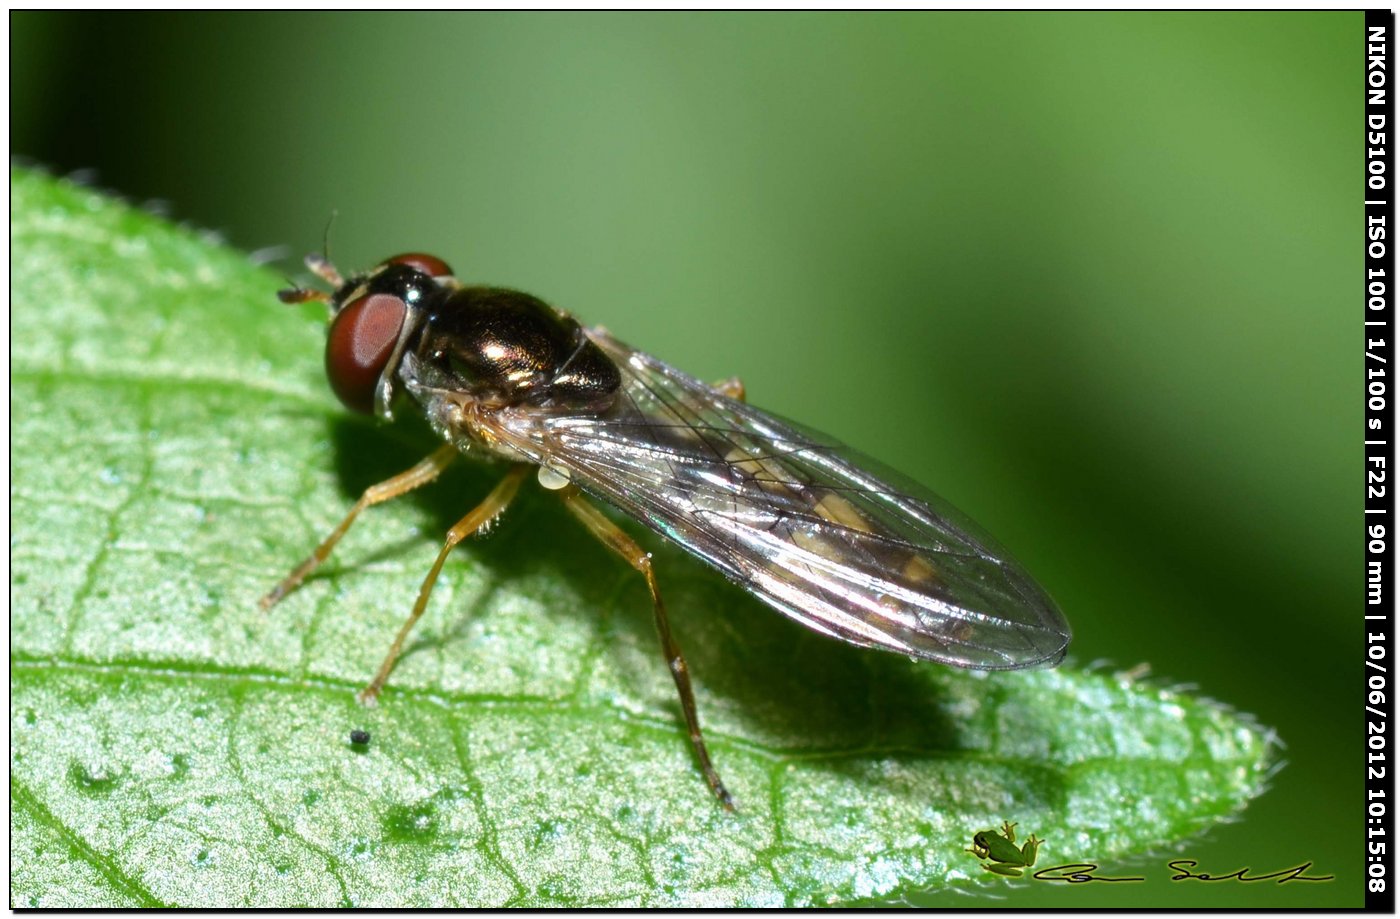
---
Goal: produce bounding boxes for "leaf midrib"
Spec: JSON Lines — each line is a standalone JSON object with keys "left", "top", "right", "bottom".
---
{"left": 12, "top": 656, "right": 1258, "bottom": 775}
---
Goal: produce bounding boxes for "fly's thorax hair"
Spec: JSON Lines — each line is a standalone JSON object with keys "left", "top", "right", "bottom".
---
{"left": 397, "top": 353, "right": 514, "bottom": 463}
{"left": 409, "top": 286, "right": 622, "bottom": 412}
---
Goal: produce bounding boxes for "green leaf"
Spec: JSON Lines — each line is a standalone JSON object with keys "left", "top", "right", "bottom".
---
{"left": 10, "top": 166, "right": 1277, "bottom": 907}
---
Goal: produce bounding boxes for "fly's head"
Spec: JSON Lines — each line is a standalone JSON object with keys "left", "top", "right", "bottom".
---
{"left": 279, "top": 252, "right": 456, "bottom": 419}
{"left": 280, "top": 251, "right": 621, "bottom": 428}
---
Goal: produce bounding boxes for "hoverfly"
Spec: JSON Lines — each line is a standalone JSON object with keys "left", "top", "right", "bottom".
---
{"left": 263, "top": 251, "right": 1071, "bottom": 810}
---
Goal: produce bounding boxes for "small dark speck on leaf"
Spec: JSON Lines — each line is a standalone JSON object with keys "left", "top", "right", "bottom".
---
{"left": 350, "top": 729, "right": 371, "bottom": 747}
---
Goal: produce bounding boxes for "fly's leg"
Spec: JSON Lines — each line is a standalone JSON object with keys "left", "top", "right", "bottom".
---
{"left": 560, "top": 487, "right": 736, "bottom": 811}
{"left": 711, "top": 376, "right": 746, "bottom": 402}
{"left": 260, "top": 444, "right": 458, "bottom": 610}
{"left": 358, "top": 464, "right": 530, "bottom": 704}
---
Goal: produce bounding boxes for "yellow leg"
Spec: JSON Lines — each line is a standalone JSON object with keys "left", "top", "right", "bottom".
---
{"left": 261, "top": 445, "right": 458, "bottom": 610}
{"left": 711, "top": 376, "right": 746, "bottom": 402}
{"left": 560, "top": 487, "right": 736, "bottom": 811}
{"left": 358, "top": 465, "right": 530, "bottom": 704}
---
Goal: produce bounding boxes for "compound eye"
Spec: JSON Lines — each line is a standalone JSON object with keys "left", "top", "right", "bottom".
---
{"left": 385, "top": 252, "right": 453, "bottom": 278}
{"left": 325, "top": 293, "right": 407, "bottom": 414}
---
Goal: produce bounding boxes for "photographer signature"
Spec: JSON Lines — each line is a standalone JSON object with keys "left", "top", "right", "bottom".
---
{"left": 965, "top": 824, "right": 1332, "bottom": 886}
{"left": 1031, "top": 860, "right": 1334, "bottom": 884}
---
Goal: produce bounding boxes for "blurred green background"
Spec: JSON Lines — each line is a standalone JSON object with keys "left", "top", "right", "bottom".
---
{"left": 12, "top": 11, "right": 1359, "bottom": 907}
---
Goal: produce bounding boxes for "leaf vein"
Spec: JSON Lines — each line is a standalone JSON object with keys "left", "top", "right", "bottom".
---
{"left": 10, "top": 776, "right": 169, "bottom": 908}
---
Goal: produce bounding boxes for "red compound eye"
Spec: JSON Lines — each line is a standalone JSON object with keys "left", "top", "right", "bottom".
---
{"left": 325, "top": 293, "right": 407, "bottom": 414}
{"left": 385, "top": 252, "right": 453, "bottom": 277}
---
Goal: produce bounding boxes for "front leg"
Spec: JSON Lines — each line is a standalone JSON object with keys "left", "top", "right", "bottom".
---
{"left": 261, "top": 444, "right": 458, "bottom": 609}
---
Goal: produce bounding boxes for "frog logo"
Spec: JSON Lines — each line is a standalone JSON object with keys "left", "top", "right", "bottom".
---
{"left": 966, "top": 821, "right": 1043, "bottom": 877}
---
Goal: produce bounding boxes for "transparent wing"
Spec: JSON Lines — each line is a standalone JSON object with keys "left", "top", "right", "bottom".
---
{"left": 487, "top": 328, "right": 1070, "bottom": 670}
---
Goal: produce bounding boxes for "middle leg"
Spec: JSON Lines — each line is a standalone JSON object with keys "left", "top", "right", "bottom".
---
{"left": 358, "top": 464, "right": 530, "bottom": 704}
